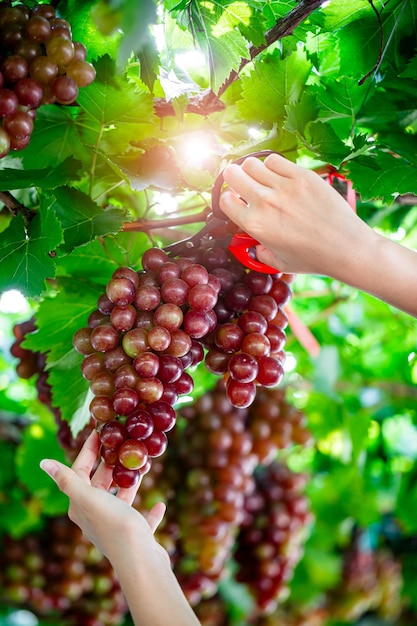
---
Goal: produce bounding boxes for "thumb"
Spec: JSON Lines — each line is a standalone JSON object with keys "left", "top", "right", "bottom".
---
{"left": 40, "top": 458, "right": 75, "bottom": 496}
{"left": 145, "top": 501, "right": 166, "bottom": 534}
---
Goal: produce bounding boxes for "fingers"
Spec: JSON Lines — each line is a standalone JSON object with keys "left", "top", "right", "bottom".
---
{"left": 90, "top": 460, "right": 115, "bottom": 491}
{"left": 71, "top": 430, "right": 100, "bottom": 482}
{"left": 145, "top": 501, "right": 166, "bottom": 533}
{"left": 40, "top": 458, "right": 78, "bottom": 497}
{"left": 264, "top": 153, "right": 299, "bottom": 177}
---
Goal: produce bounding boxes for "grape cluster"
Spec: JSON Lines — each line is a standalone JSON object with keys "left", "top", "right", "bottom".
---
{"left": 133, "top": 381, "right": 313, "bottom": 607}
{"left": 327, "top": 537, "right": 403, "bottom": 623}
{"left": 0, "top": 2, "right": 96, "bottom": 157}
{"left": 0, "top": 516, "right": 127, "bottom": 626}
{"left": 73, "top": 245, "right": 293, "bottom": 488}
{"left": 11, "top": 318, "right": 93, "bottom": 459}
{"left": 234, "top": 462, "right": 313, "bottom": 614}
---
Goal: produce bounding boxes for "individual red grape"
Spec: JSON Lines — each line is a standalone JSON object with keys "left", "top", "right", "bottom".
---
{"left": 226, "top": 379, "right": 256, "bottom": 409}
{"left": 112, "top": 463, "right": 140, "bottom": 488}
{"left": 46, "top": 36, "right": 74, "bottom": 65}
{"left": 118, "top": 439, "right": 148, "bottom": 470}
{"left": 148, "top": 400, "right": 176, "bottom": 432}
{"left": 14, "top": 77, "right": 43, "bottom": 108}
{"left": 109, "top": 304, "right": 136, "bottom": 332}
{"left": 153, "top": 302, "right": 183, "bottom": 330}
{"left": 0, "top": 88, "right": 18, "bottom": 117}
{"left": 160, "top": 277, "right": 189, "bottom": 306}
{"left": 147, "top": 326, "right": 171, "bottom": 352}
{"left": 142, "top": 429, "right": 168, "bottom": 457}
{"left": 99, "top": 420, "right": 126, "bottom": 448}
{"left": 89, "top": 395, "right": 116, "bottom": 422}
{"left": 1, "top": 54, "right": 28, "bottom": 82}
{"left": 106, "top": 277, "right": 135, "bottom": 306}
{"left": 29, "top": 55, "right": 58, "bottom": 83}
{"left": 2, "top": 110, "right": 33, "bottom": 138}
{"left": 66, "top": 59, "right": 96, "bottom": 86}
{"left": 134, "top": 285, "right": 160, "bottom": 310}
{"left": 52, "top": 75, "right": 78, "bottom": 105}
{"left": 133, "top": 352, "right": 160, "bottom": 378}
{"left": 188, "top": 283, "right": 218, "bottom": 311}
{"left": 24, "top": 14, "right": 52, "bottom": 42}
{"left": 136, "top": 377, "right": 164, "bottom": 403}
{"left": 90, "top": 325, "right": 120, "bottom": 352}
{"left": 214, "top": 323, "right": 243, "bottom": 352}
{"left": 228, "top": 352, "right": 258, "bottom": 383}
{"left": 112, "top": 387, "right": 139, "bottom": 416}
{"left": 256, "top": 356, "right": 284, "bottom": 387}
{"left": 125, "top": 409, "right": 154, "bottom": 439}
{"left": 113, "top": 364, "right": 138, "bottom": 389}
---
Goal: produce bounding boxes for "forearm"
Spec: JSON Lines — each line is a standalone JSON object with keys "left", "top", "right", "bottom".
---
{"left": 112, "top": 540, "right": 201, "bottom": 626}
{"left": 330, "top": 227, "right": 417, "bottom": 318}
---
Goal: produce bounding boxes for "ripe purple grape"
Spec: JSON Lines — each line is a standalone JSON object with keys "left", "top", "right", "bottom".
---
{"left": 112, "top": 387, "right": 139, "bottom": 416}
{"left": 125, "top": 409, "right": 154, "bottom": 439}
{"left": 106, "top": 276, "right": 135, "bottom": 306}
{"left": 112, "top": 463, "right": 140, "bottom": 488}
{"left": 99, "top": 420, "right": 126, "bottom": 448}
{"left": 0, "top": 89, "right": 18, "bottom": 117}
{"left": 118, "top": 439, "right": 148, "bottom": 470}
{"left": 142, "top": 429, "right": 168, "bottom": 457}
{"left": 90, "top": 324, "right": 120, "bottom": 352}
{"left": 148, "top": 400, "right": 176, "bottom": 432}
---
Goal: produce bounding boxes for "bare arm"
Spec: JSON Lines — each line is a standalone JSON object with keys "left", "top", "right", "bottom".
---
{"left": 40, "top": 432, "right": 201, "bottom": 626}
{"left": 219, "top": 153, "right": 417, "bottom": 318}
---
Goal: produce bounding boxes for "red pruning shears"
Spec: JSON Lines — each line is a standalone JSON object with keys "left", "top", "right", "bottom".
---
{"left": 165, "top": 151, "right": 356, "bottom": 272}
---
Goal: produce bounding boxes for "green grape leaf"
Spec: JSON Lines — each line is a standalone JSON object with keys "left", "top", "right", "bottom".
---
{"left": 47, "top": 365, "right": 91, "bottom": 434}
{"left": 20, "top": 106, "right": 90, "bottom": 170}
{"left": 0, "top": 157, "right": 82, "bottom": 191}
{"left": 58, "top": 0, "right": 120, "bottom": 60}
{"left": 183, "top": 0, "right": 251, "bottom": 92}
{"left": 15, "top": 418, "right": 69, "bottom": 516}
{"left": 23, "top": 277, "right": 103, "bottom": 368}
{"left": 346, "top": 151, "right": 417, "bottom": 203}
{"left": 77, "top": 55, "right": 157, "bottom": 156}
{"left": 23, "top": 277, "right": 103, "bottom": 427}
{"left": 50, "top": 186, "right": 126, "bottom": 253}
{"left": 0, "top": 490, "right": 44, "bottom": 538}
{"left": 238, "top": 47, "right": 312, "bottom": 123}
{"left": 117, "top": 0, "right": 158, "bottom": 69}
{"left": 0, "top": 201, "right": 63, "bottom": 297}
{"left": 304, "top": 120, "right": 349, "bottom": 166}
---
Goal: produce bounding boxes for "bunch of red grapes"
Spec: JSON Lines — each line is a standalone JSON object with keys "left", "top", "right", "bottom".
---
{"left": 234, "top": 462, "right": 313, "bottom": 614}
{"left": 133, "top": 381, "right": 313, "bottom": 607}
{"left": 0, "top": 516, "right": 128, "bottom": 626}
{"left": 10, "top": 318, "right": 94, "bottom": 459}
{"left": 72, "top": 245, "right": 293, "bottom": 489}
{"left": 0, "top": 1, "right": 96, "bottom": 157}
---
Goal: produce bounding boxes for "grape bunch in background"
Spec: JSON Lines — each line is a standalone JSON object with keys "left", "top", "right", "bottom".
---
{"left": 10, "top": 318, "right": 94, "bottom": 460}
{"left": 0, "top": 2, "right": 96, "bottom": 157}
{"left": 73, "top": 245, "right": 292, "bottom": 489}
{"left": 0, "top": 516, "right": 127, "bottom": 626}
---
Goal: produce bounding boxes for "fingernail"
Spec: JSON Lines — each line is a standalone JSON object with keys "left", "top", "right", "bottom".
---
{"left": 40, "top": 459, "right": 59, "bottom": 478}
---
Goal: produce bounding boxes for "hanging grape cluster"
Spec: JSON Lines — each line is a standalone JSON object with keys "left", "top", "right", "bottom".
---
{"left": 133, "top": 380, "right": 313, "bottom": 607}
{"left": 72, "top": 245, "right": 293, "bottom": 489}
{"left": 0, "top": 2, "right": 96, "bottom": 157}
{"left": 0, "top": 516, "right": 127, "bottom": 626}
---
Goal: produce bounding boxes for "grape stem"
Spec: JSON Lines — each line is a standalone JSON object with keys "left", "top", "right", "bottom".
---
{"left": 155, "top": 0, "right": 329, "bottom": 115}
{"left": 0, "top": 191, "right": 34, "bottom": 223}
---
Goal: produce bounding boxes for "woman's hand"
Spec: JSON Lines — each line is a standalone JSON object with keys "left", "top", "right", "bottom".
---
{"left": 219, "top": 153, "right": 417, "bottom": 318}
{"left": 40, "top": 430, "right": 166, "bottom": 564}
{"left": 219, "top": 153, "right": 368, "bottom": 276}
